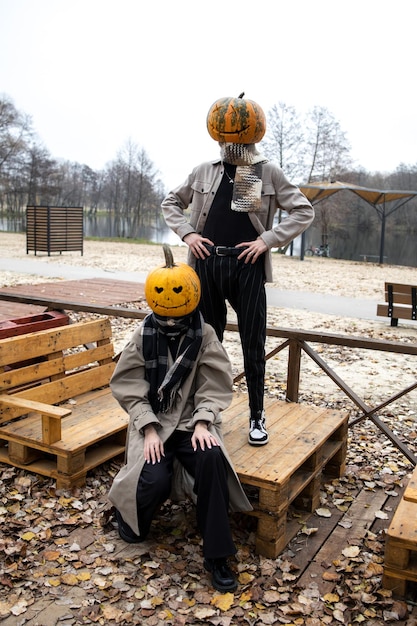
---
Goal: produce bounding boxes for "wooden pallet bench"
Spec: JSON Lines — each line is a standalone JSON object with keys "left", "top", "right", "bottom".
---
{"left": 377, "top": 282, "right": 417, "bottom": 326}
{"left": 0, "top": 318, "right": 128, "bottom": 489}
{"left": 223, "top": 393, "right": 349, "bottom": 558}
{"left": 383, "top": 465, "right": 417, "bottom": 597}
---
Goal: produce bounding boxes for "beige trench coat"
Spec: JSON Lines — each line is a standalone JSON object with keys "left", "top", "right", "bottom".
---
{"left": 161, "top": 158, "right": 315, "bottom": 283}
{"left": 108, "top": 318, "right": 252, "bottom": 535}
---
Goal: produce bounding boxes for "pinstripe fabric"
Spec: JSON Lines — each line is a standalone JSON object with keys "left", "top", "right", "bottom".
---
{"left": 195, "top": 255, "right": 266, "bottom": 417}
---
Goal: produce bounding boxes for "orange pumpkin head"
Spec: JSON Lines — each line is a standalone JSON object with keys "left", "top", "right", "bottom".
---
{"left": 206, "top": 92, "right": 266, "bottom": 144}
{"left": 144, "top": 244, "right": 201, "bottom": 317}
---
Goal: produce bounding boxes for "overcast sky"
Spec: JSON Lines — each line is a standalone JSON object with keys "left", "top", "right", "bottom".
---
{"left": 1, "top": 0, "right": 415, "bottom": 191}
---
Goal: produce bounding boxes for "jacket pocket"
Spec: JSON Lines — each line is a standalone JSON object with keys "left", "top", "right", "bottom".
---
{"left": 260, "top": 183, "right": 275, "bottom": 214}
{"left": 190, "top": 180, "right": 212, "bottom": 221}
{"left": 191, "top": 180, "right": 212, "bottom": 195}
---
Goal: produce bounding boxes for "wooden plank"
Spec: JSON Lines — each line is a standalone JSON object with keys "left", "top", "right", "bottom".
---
{"left": 261, "top": 411, "right": 347, "bottom": 482}
{"left": 0, "top": 318, "right": 113, "bottom": 367}
{"left": 386, "top": 497, "right": 417, "bottom": 548}
{"left": 0, "top": 342, "right": 114, "bottom": 392}
{"left": 224, "top": 400, "right": 327, "bottom": 462}
{"left": 0, "top": 394, "right": 71, "bottom": 418}
{"left": 384, "top": 294, "right": 416, "bottom": 306}
{"left": 223, "top": 400, "right": 304, "bottom": 460}
{"left": 384, "top": 282, "right": 417, "bottom": 298}
{"left": 377, "top": 304, "right": 416, "bottom": 321}
{"left": 0, "top": 439, "right": 126, "bottom": 489}
{"left": 404, "top": 467, "right": 417, "bottom": 503}
{"left": 0, "top": 391, "right": 128, "bottom": 453}
{"left": 0, "top": 362, "right": 116, "bottom": 423}
{"left": 296, "top": 488, "right": 388, "bottom": 594}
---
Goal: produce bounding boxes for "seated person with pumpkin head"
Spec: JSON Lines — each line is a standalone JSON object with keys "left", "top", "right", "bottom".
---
{"left": 108, "top": 244, "right": 251, "bottom": 593}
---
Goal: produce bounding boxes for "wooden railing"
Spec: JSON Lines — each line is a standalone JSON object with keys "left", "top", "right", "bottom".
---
{"left": 0, "top": 291, "right": 416, "bottom": 464}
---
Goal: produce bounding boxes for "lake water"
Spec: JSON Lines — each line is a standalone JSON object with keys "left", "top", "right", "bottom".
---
{"left": 0, "top": 215, "right": 182, "bottom": 247}
{"left": 1, "top": 214, "right": 416, "bottom": 267}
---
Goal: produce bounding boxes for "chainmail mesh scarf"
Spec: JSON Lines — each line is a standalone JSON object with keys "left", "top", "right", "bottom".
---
{"left": 220, "top": 143, "right": 268, "bottom": 212}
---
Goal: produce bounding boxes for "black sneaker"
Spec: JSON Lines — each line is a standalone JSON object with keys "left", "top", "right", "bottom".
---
{"left": 248, "top": 411, "right": 269, "bottom": 446}
{"left": 204, "top": 558, "right": 238, "bottom": 592}
{"left": 115, "top": 509, "right": 143, "bottom": 543}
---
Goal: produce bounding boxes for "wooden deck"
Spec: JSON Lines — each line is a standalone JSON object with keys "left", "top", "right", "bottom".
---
{"left": 0, "top": 278, "right": 146, "bottom": 319}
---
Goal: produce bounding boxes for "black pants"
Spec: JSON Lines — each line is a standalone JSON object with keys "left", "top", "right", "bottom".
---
{"left": 136, "top": 430, "right": 236, "bottom": 559}
{"left": 196, "top": 254, "right": 266, "bottom": 416}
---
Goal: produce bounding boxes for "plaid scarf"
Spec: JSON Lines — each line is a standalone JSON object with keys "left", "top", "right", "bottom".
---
{"left": 220, "top": 143, "right": 268, "bottom": 212}
{"left": 143, "top": 312, "right": 203, "bottom": 414}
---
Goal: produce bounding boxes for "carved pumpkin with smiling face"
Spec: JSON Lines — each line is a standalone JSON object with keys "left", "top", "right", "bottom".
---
{"left": 144, "top": 244, "right": 201, "bottom": 317}
{"left": 206, "top": 92, "right": 266, "bottom": 144}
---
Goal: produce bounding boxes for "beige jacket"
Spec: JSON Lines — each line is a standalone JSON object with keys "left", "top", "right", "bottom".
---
{"left": 108, "top": 319, "right": 252, "bottom": 535}
{"left": 161, "top": 159, "right": 315, "bottom": 282}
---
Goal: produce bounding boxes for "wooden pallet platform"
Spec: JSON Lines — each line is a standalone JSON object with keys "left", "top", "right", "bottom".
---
{"left": 383, "top": 466, "right": 417, "bottom": 597}
{"left": 223, "top": 393, "right": 348, "bottom": 558}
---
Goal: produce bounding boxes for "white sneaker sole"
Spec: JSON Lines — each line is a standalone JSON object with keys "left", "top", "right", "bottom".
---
{"left": 248, "top": 433, "right": 269, "bottom": 446}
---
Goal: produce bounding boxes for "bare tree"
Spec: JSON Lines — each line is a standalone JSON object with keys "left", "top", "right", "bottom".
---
{"left": 0, "top": 96, "right": 33, "bottom": 176}
{"left": 305, "top": 106, "right": 351, "bottom": 183}
{"left": 262, "top": 102, "right": 305, "bottom": 183}
{"left": 303, "top": 106, "right": 352, "bottom": 246}
{"left": 100, "top": 140, "right": 163, "bottom": 238}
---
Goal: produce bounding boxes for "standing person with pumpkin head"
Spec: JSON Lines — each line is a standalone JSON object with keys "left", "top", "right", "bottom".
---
{"left": 108, "top": 245, "right": 251, "bottom": 593}
{"left": 162, "top": 94, "right": 315, "bottom": 446}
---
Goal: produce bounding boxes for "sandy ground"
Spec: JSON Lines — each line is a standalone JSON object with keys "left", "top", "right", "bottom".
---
{"left": 1, "top": 232, "right": 417, "bottom": 415}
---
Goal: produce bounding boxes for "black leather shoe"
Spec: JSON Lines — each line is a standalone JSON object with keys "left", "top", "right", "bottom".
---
{"left": 115, "top": 509, "right": 143, "bottom": 543}
{"left": 204, "top": 558, "right": 238, "bottom": 592}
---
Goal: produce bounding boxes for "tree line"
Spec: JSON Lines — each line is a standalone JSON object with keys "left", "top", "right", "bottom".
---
{"left": 1, "top": 94, "right": 417, "bottom": 246}
{"left": 0, "top": 95, "right": 166, "bottom": 238}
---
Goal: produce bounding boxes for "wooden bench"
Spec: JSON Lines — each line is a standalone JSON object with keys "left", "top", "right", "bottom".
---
{"left": 359, "top": 254, "right": 387, "bottom": 263}
{"left": 223, "top": 393, "right": 348, "bottom": 558}
{"left": 377, "top": 282, "right": 417, "bottom": 326}
{"left": 0, "top": 319, "right": 128, "bottom": 489}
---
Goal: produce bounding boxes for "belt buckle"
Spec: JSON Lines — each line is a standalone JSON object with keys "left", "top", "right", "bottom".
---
{"left": 215, "top": 246, "right": 228, "bottom": 256}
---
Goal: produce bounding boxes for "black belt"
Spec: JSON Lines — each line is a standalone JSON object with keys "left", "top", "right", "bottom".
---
{"left": 204, "top": 245, "right": 246, "bottom": 257}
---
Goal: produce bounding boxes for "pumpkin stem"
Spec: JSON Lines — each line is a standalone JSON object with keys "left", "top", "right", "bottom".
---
{"left": 238, "top": 92, "right": 245, "bottom": 98}
{"left": 163, "top": 243, "right": 175, "bottom": 268}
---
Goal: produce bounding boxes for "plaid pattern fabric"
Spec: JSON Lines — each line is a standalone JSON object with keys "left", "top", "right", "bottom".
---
{"left": 143, "top": 312, "right": 203, "bottom": 414}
